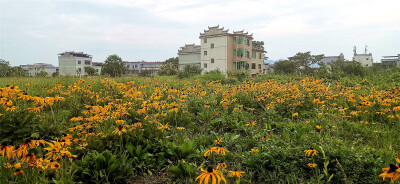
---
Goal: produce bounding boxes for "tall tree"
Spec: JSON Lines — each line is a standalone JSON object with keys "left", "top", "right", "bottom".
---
{"left": 0, "top": 59, "right": 11, "bottom": 77}
{"left": 288, "top": 52, "right": 324, "bottom": 74}
{"left": 101, "top": 54, "right": 127, "bottom": 77}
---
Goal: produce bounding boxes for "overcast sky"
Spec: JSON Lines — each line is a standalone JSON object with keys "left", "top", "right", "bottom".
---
{"left": 1, "top": 0, "right": 399, "bottom": 66}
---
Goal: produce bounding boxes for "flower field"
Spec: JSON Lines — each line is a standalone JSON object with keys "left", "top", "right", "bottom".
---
{"left": 1, "top": 74, "right": 400, "bottom": 183}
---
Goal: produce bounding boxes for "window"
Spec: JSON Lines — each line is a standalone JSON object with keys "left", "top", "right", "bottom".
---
{"left": 211, "top": 58, "right": 214, "bottom": 63}
{"left": 211, "top": 43, "right": 214, "bottom": 48}
{"left": 204, "top": 51, "right": 207, "bottom": 55}
{"left": 247, "top": 51, "right": 250, "bottom": 58}
{"left": 204, "top": 63, "right": 207, "bottom": 68}
{"left": 258, "top": 64, "right": 261, "bottom": 69}
{"left": 204, "top": 38, "right": 207, "bottom": 43}
{"left": 96, "top": 69, "right": 99, "bottom": 72}
{"left": 77, "top": 68, "right": 81, "bottom": 72}
{"left": 233, "top": 61, "right": 249, "bottom": 70}
{"left": 252, "top": 63, "right": 256, "bottom": 69}
{"left": 366, "top": 58, "right": 369, "bottom": 60}
{"left": 259, "top": 54, "right": 262, "bottom": 59}
{"left": 252, "top": 52, "right": 256, "bottom": 58}
{"left": 78, "top": 60, "right": 81, "bottom": 64}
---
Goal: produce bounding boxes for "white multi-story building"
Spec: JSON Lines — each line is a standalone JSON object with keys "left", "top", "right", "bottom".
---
{"left": 381, "top": 54, "right": 400, "bottom": 67}
{"left": 178, "top": 44, "right": 201, "bottom": 70}
{"left": 58, "top": 51, "right": 93, "bottom": 76}
{"left": 352, "top": 46, "right": 373, "bottom": 67}
{"left": 125, "top": 61, "right": 163, "bottom": 75}
{"left": 199, "top": 26, "right": 265, "bottom": 77}
{"left": 20, "top": 63, "right": 58, "bottom": 77}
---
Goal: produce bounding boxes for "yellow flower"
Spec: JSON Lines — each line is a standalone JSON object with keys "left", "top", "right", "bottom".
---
{"left": 379, "top": 158, "right": 400, "bottom": 183}
{"left": 195, "top": 167, "right": 226, "bottom": 184}
{"left": 292, "top": 112, "right": 299, "bottom": 117}
{"left": 176, "top": 127, "right": 185, "bottom": 130}
{"left": 158, "top": 123, "right": 170, "bottom": 132}
{"left": 216, "top": 163, "right": 227, "bottom": 169}
{"left": 246, "top": 121, "right": 256, "bottom": 127}
{"left": 13, "top": 169, "right": 24, "bottom": 176}
{"left": 214, "top": 138, "right": 223, "bottom": 145}
{"left": 316, "top": 125, "right": 322, "bottom": 130}
{"left": 308, "top": 163, "right": 318, "bottom": 168}
{"left": 112, "top": 125, "right": 127, "bottom": 136}
{"left": 249, "top": 149, "right": 259, "bottom": 153}
{"left": 50, "top": 162, "right": 61, "bottom": 172}
{"left": 304, "top": 149, "right": 318, "bottom": 157}
{"left": 228, "top": 170, "right": 245, "bottom": 178}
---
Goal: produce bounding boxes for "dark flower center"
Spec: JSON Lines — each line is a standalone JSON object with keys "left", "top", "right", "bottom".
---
{"left": 207, "top": 166, "right": 213, "bottom": 173}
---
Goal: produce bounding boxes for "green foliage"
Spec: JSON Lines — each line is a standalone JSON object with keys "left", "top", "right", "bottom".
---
{"left": 138, "top": 70, "right": 153, "bottom": 77}
{"left": 36, "top": 71, "right": 48, "bottom": 77}
{"left": 73, "top": 150, "right": 133, "bottom": 184}
{"left": 177, "top": 65, "right": 202, "bottom": 79}
{"left": 169, "top": 161, "right": 196, "bottom": 182}
{"left": 101, "top": 54, "right": 127, "bottom": 77}
{"left": 288, "top": 51, "right": 324, "bottom": 74}
{"left": 166, "top": 140, "right": 198, "bottom": 162}
{"left": 158, "top": 62, "right": 178, "bottom": 76}
{"left": 0, "top": 60, "right": 26, "bottom": 77}
{"left": 52, "top": 72, "right": 59, "bottom": 77}
{"left": 227, "top": 70, "right": 249, "bottom": 82}
{"left": 273, "top": 60, "right": 297, "bottom": 74}
{"left": 85, "top": 66, "right": 97, "bottom": 76}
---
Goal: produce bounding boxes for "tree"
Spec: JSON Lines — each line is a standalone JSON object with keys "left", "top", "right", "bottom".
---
{"left": 9, "top": 67, "right": 26, "bottom": 77}
{"left": 177, "top": 65, "right": 202, "bottom": 78}
{"left": 158, "top": 62, "right": 178, "bottom": 76}
{"left": 288, "top": 52, "right": 324, "bottom": 74}
{"left": 165, "top": 57, "right": 179, "bottom": 66}
{"left": 0, "top": 59, "right": 11, "bottom": 77}
{"left": 85, "top": 66, "right": 97, "bottom": 76}
{"left": 252, "top": 41, "right": 264, "bottom": 48}
{"left": 37, "top": 71, "right": 48, "bottom": 77}
{"left": 273, "top": 60, "right": 296, "bottom": 74}
{"left": 101, "top": 54, "right": 127, "bottom": 77}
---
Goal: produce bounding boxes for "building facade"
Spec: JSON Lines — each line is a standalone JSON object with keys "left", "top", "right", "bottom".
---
{"left": 321, "top": 53, "right": 344, "bottom": 65}
{"left": 381, "top": 54, "right": 400, "bottom": 67}
{"left": 58, "top": 51, "right": 93, "bottom": 76}
{"left": 125, "top": 61, "right": 163, "bottom": 75}
{"left": 352, "top": 46, "right": 373, "bottom": 67}
{"left": 20, "top": 63, "right": 58, "bottom": 77}
{"left": 178, "top": 44, "right": 201, "bottom": 70}
{"left": 199, "top": 26, "right": 265, "bottom": 77}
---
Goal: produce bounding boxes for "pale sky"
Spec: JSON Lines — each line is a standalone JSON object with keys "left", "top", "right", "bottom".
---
{"left": 1, "top": 0, "right": 399, "bottom": 66}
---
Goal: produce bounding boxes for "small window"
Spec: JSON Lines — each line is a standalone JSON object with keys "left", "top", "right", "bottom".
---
{"left": 251, "top": 63, "right": 256, "bottom": 69}
{"left": 78, "top": 60, "right": 81, "bottom": 64}
{"left": 204, "top": 51, "right": 207, "bottom": 56}
{"left": 96, "top": 69, "right": 99, "bottom": 72}
{"left": 204, "top": 63, "right": 207, "bottom": 68}
{"left": 211, "top": 43, "right": 214, "bottom": 48}
{"left": 259, "top": 54, "right": 262, "bottom": 59}
{"left": 259, "top": 64, "right": 261, "bottom": 69}
{"left": 78, "top": 68, "right": 81, "bottom": 72}
{"left": 366, "top": 58, "right": 369, "bottom": 60}
{"left": 204, "top": 38, "right": 207, "bottom": 43}
{"left": 211, "top": 58, "right": 214, "bottom": 63}
{"left": 252, "top": 52, "right": 256, "bottom": 58}
{"left": 85, "top": 60, "right": 91, "bottom": 65}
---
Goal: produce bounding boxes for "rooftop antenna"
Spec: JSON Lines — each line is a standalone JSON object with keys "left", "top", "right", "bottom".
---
{"left": 353, "top": 45, "right": 357, "bottom": 55}
{"left": 365, "top": 44, "right": 368, "bottom": 54}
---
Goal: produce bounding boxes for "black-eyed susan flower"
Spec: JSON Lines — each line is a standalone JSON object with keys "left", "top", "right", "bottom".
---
{"left": 308, "top": 163, "right": 318, "bottom": 168}
{"left": 304, "top": 149, "right": 318, "bottom": 157}
{"left": 112, "top": 125, "right": 127, "bottom": 136}
{"left": 195, "top": 167, "right": 226, "bottom": 184}
{"left": 50, "top": 162, "right": 61, "bottom": 172}
{"left": 13, "top": 169, "right": 24, "bottom": 176}
{"left": 249, "top": 149, "right": 259, "bottom": 153}
{"left": 379, "top": 158, "right": 400, "bottom": 183}
{"left": 216, "top": 163, "right": 227, "bottom": 170}
{"left": 228, "top": 170, "right": 245, "bottom": 178}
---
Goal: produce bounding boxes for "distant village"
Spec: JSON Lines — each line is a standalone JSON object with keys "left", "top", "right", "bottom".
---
{"left": 12, "top": 25, "right": 400, "bottom": 77}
